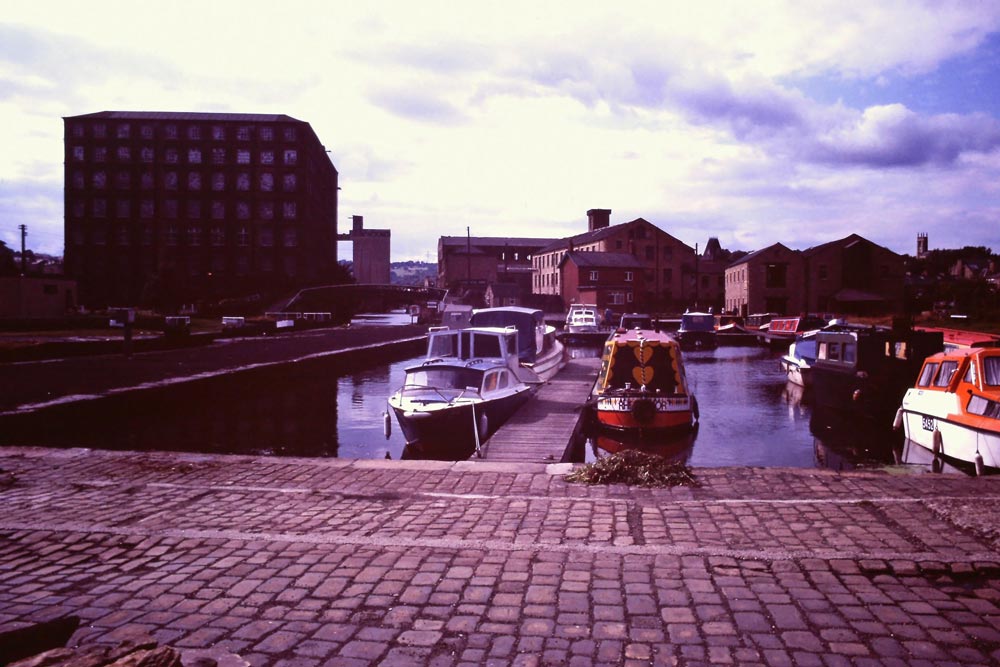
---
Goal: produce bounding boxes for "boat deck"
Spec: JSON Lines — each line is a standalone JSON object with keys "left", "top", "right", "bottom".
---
{"left": 476, "top": 357, "right": 601, "bottom": 463}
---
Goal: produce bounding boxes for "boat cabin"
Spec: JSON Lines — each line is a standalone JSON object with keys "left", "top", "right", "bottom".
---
{"left": 597, "top": 333, "right": 688, "bottom": 396}
{"left": 679, "top": 312, "right": 715, "bottom": 333}
{"left": 811, "top": 325, "right": 944, "bottom": 419}
{"left": 399, "top": 359, "right": 520, "bottom": 404}
{"left": 913, "top": 347, "right": 1000, "bottom": 418}
{"left": 426, "top": 326, "right": 518, "bottom": 363}
{"left": 470, "top": 307, "right": 547, "bottom": 363}
{"left": 619, "top": 313, "right": 653, "bottom": 330}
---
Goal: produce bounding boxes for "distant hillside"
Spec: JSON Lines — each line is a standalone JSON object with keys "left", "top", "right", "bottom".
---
{"left": 339, "top": 260, "right": 437, "bottom": 285}
{"left": 391, "top": 261, "right": 436, "bottom": 285}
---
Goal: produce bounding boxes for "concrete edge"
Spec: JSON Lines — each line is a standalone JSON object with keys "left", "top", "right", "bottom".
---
{"left": 1, "top": 447, "right": 999, "bottom": 486}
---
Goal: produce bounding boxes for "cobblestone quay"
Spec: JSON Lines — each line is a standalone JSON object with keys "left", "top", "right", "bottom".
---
{"left": 1, "top": 447, "right": 999, "bottom": 666}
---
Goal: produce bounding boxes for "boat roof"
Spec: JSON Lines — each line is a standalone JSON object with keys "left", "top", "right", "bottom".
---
{"left": 432, "top": 325, "right": 515, "bottom": 336}
{"left": 405, "top": 357, "right": 508, "bottom": 373}
{"left": 606, "top": 328, "right": 678, "bottom": 345}
{"left": 922, "top": 346, "right": 1000, "bottom": 362}
{"left": 473, "top": 306, "right": 543, "bottom": 317}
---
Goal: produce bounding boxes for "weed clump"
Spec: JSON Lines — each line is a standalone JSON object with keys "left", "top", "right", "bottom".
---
{"left": 565, "top": 450, "right": 700, "bottom": 488}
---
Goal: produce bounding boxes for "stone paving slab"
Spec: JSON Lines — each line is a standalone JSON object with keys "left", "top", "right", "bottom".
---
{"left": 1, "top": 447, "right": 1000, "bottom": 666}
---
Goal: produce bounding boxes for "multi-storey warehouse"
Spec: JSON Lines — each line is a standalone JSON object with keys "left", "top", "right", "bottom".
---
{"left": 64, "top": 111, "right": 339, "bottom": 307}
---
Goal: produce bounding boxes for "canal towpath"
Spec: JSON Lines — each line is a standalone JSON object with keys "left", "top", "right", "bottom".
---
{"left": 1, "top": 446, "right": 999, "bottom": 666}
{"left": 0, "top": 325, "right": 427, "bottom": 415}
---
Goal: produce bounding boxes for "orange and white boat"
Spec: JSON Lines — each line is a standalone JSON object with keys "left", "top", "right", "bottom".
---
{"left": 894, "top": 346, "right": 1000, "bottom": 470}
{"left": 591, "top": 328, "right": 698, "bottom": 434}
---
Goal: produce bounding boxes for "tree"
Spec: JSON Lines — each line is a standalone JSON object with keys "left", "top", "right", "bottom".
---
{"left": 0, "top": 241, "right": 16, "bottom": 276}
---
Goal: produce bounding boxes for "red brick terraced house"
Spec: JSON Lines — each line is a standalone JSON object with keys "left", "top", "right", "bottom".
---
{"left": 559, "top": 251, "right": 646, "bottom": 313}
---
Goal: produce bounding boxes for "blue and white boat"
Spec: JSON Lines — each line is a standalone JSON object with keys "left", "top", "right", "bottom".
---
{"left": 388, "top": 326, "right": 538, "bottom": 458}
{"left": 469, "top": 306, "right": 566, "bottom": 382}
{"left": 780, "top": 331, "right": 818, "bottom": 388}
{"left": 676, "top": 311, "right": 717, "bottom": 350}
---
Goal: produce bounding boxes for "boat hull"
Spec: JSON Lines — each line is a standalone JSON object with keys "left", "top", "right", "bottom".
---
{"left": 524, "top": 339, "right": 566, "bottom": 383}
{"left": 558, "top": 329, "right": 612, "bottom": 345}
{"left": 899, "top": 390, "right": 1000, "bottom": 468}
{"left": 780, "top": 355, "right": 812, "bottom": 388}
{"left": 594, "top": 393, "right": 695, "bottom": 433}
{"left": 676, "top": 331, "right": 717, "bottom": 350}
{"left": 390, "top": 389, "right": 532, "bottom": 459}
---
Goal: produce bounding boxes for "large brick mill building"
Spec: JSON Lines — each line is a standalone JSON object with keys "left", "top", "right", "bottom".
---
{"left": 63, "top": 111, "right": 339, "bottom": 307}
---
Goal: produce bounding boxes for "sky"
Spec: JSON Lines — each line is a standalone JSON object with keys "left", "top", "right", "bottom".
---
{"left": 1, "top": 0, "right": 999, "bottom": 262}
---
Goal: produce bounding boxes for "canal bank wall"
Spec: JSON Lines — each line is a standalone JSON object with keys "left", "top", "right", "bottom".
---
{"left": 0, "top": 325, "right": 427, "bottom": 415}
{"left": 1, "top": 447, "right": 999, "bottom": 666}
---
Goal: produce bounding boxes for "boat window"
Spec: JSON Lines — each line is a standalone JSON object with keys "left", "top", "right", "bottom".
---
{"left": 968, "top": 394, "right": 1000, "bottom": 419}
{"left": 497, "top": 371, "right": 509, "bottom": 389}
{"left": 827, "top": 342, "right": 840, "bottom": 361}
{"left": 428, "top": 334, "right": 456, "bottom": 358}
{"left": 818, "top": 342, "right": 827, "bottom": 360}
{"left": 894, "top": 342, "right": 908, "bottom": 360}
{"left": 984, "top": 357, "right": 1000, "bottom": 386}
{"left": 917, "top": 362, "right": 939, "bottom": 387}
{"left": 483, "top": 371, "right": 500, "bottom": 393}
{"left": 964, "top": 362, "right": 976, "bottom": 384}
{"left": 934, "top": 360, "right": 958, "bottom": 387}
{"left": 843, "top": 343, "right": 856, "bottom": 364}
{"left": 473, "top": 334, "right": 502, "bottom": 359}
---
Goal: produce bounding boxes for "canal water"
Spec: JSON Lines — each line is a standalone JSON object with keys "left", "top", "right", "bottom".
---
{"left": 0, "top": 343, "right": 964, "bottom": 473}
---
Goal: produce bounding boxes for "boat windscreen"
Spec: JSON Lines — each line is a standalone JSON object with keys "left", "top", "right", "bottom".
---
{"left": 917, "top": 362, "right": 939, "bottom": 387}
{"left": 428, "top": 332, "right": 457, "bottom": 358}
{"left": 984, "top": 356, "right": 1000, "bottom": 386}
{"left": 405, "top": 367, "right": 483, "bottom": 392}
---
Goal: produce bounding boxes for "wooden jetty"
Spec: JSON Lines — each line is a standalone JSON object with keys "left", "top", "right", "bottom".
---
{"left": 477, "top": 357, "right": 602, "bottom": 463}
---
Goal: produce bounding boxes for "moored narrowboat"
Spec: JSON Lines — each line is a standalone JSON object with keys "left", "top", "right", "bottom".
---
{"left": 591, "top": 328, "right": 698, "bottom": 434}
{"left": 810, "top": 324, "right": 943, "bottom": 423}
{"left": 676, "top": 311, "right": 717, "bottom": 350}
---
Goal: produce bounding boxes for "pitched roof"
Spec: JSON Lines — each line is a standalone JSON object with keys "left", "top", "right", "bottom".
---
{"left": 539, "top": 217, "right": 691, "bottom": 254}
{"left": 440, "top": 236, "right": 558, "bottom": 248}
{"left": 727, "top": 242, "right": 797, "bottom": 268}
{"left": 65, "top": 111, "right": 305, "bottom": 123}
{"left": 559, "top": 251, "right": 644, "bottom": 269}
{"left": 803, "top": 233, "right": 898, "bottom": 258}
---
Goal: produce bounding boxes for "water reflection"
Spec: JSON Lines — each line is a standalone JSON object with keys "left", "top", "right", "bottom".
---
{"left": 0, "top": 339, "right": 978, "bottom": 474}
{"left": 585, "top": 426, "right": 696, "bottom": 464}
{"left": 570, "top": 342, "right": 974, "bottom": 475}
{"left": 0, "top": 351, "right": 418, "bottom": 460}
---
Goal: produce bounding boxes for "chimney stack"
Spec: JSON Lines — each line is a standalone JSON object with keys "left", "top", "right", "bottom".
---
{"left": 352, "top": 215, "right": 364, "bottom": 232}
{"left": 587, "top": 208, "right": 611, "bottom": 232}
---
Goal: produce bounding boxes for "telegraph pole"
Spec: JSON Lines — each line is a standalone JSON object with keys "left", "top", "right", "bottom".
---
{"left": 18, "top": 224, "right": 27, "bottom": 274}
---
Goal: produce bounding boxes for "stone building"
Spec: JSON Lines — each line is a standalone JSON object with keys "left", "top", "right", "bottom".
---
{"left": 339, "top": 215, "right": 390, "bottom": 284}
{"left": 724, "top": 234, "right": 905, "bottom": 317}
{"left": 0, "top": 276, "right": 77, "bottom": 318}
{"left": 559, "top": 251, "right": 646, "bottom": 313}
{"left": 724, "top": 243, "right": 805, "bottom": 317}
{"left": 63, "top": 111, "right": 339, "bottom": 307}
{"left": 533, "top": 210, "right": 696, "bottom": 312}
{"left": 437, "top": 236, "right": 557, "bottom": 295}
{"left": 802, "top": 234, "right": 904, "bottom": 314}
